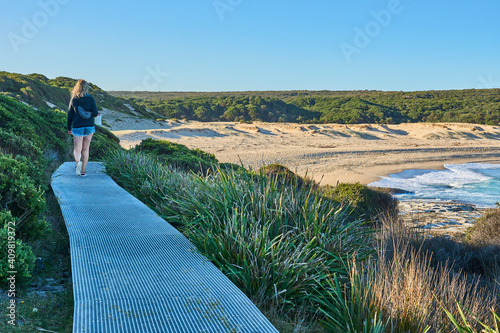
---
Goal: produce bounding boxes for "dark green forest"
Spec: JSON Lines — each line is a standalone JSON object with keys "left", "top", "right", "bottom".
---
{"left": 110, "top": 89, "right": 500, "bottom": 125}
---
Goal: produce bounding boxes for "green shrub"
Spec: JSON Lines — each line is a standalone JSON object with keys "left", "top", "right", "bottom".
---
{"left": 219, "top": 162, "right": 249, "bottom": 174}
{"left": 132, "top": 138, "right": 218, "bottom": 173}
{"left": 0, "top": 154, "right": 48, "bottom": 239}
{"left": 95, "top": 125, "right": 120, "bottom": 144}
{"left": 0, "top": 129, "right": 43, "bottom": 159}
{"left": 323, "top": 183, "right": 397, "bottom": 221}
{"left": 466, "top": 208, "right": 500, "bottom": 247}
{"left": 0, "top": 95, "right": 67, "bottom": 153}
{"left": 258, "top": 163, "right": 312, "bottom": 189}
{"left": 0, "top": 210, "right": 36, "bottom": 288}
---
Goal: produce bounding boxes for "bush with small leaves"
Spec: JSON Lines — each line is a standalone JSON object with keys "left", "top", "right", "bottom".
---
{"left": 466, "top": 208, "right": 500, "bottom": 247}
{"left": 258, "top": 163, "right": 312, "bottom": 189}
{"left": 323, "top": 182, "right": 397, "bottom": 222}
{"left": 89, "top": 131, "right": 122, "bottom": 161}
{"left": 0, "top": 210, "right": 36, "bottom": 288}
{"left": 0, "top": 129, "right": 43, "bottom": 160}
{"left": 0, "top": 154, "right": 48, "bottom": 239}
{"left": 132, "top": 138, "right": 218, "bottom": 173}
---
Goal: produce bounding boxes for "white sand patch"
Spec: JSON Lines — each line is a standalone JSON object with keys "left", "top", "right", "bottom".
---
{"left": 45, "top": 100, "right": 57, "bottom": 108}
{"left": 98, "top": 108, "right": 167, "bottom": 131}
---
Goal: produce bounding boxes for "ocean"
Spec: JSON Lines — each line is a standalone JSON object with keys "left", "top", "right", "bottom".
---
{"left": 369, "top": 163, "right": 500, "bottom": 208}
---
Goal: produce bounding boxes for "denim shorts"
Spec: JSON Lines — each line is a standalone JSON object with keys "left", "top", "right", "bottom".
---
{"left": 72, "top": 126, "right": 95, "bottom": 137}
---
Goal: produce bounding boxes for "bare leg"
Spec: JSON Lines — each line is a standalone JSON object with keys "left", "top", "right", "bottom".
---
{"left": 73, "top": 136, "right": 83, "bottom": 164}
{"left": 81, "top": 133, "right": 94, "bottom": 173}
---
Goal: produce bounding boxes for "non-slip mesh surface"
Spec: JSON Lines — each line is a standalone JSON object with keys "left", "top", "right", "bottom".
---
{"left": 52, "top": 162, "right": 278, "bottom": 333}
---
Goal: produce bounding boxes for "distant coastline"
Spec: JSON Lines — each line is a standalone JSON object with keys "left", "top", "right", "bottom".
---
{"left": 108, "top": 119, "right": 500, "bottom": 236}
{"left": 107, "top": 116, "right": 500, "bottom": 186}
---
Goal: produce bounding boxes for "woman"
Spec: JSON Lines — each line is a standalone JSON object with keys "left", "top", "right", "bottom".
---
{"left": 67, "top": 79, "right": 99, "bottom": 177}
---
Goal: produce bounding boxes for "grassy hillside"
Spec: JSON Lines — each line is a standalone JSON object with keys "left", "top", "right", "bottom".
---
{"left": 0, "top": 94, "right": 121, "bottom": 332}
{"left": 0, "top": 71, "right": 154, "bottom": 118}
{"left": 110, "top": 89, "right": 500, "bottom": 125}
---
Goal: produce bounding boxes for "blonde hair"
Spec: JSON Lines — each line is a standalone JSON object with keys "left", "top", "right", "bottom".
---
{"left": 71, "top": 79, "right": 89, "bottom": 99}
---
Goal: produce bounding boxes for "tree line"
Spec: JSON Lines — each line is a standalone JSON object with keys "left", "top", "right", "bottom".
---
{"left": 112, "top": 89, "right": 500, "bottom": 125}
{"left": 1, "top": 72, "right": 498, "bottom": 125}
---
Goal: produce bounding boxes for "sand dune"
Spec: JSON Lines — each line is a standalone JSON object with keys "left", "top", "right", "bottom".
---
{"left": 110, "top": 120, "right": 500, "bottom": 185}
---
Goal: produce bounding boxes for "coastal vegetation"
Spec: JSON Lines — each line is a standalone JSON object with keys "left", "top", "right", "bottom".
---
{"left": 1, "top": 72, "right": 499, "bottom": 331}
{"left": 105, "top": 147, "right": 499, "bottom": 332}
{"left": 0, "top": 71, "right": 152, "bottom": 118}
{"left": 132, "top": 138, "right": 218, "bottom": 173}
{"left": 111, "top": 89, "right": 500, "bottom": 125}
{"left": 466, "top": 207, "right": 500, "bottom": 247}
{"left": 2, "top": 71, "right": 499, "bottom": 126}
{"left": 0, "top": 94, "right": 120, "bottom": 332}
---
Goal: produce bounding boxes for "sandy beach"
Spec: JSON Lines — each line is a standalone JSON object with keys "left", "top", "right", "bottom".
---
{"left": 106, "top": 113, "right": 500, "bottom": 185}
{"left": 100, "top": 110, "right": 500, "bottom": 236}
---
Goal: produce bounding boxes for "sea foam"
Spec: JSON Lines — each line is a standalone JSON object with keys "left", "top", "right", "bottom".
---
{"left": 369, "top": 163, "right": 500, "bottom": 208}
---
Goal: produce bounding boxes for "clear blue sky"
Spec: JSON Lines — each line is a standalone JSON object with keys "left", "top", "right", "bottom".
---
{"left": 1, "top": 0, "right": 499, "bottom": 92}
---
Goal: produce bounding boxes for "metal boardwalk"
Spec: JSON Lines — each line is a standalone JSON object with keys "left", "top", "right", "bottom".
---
{"left": 51, "top": 162, "right": 278, "bottom": 333}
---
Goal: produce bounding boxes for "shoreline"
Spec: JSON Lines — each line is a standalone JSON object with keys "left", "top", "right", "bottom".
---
{"left": 109, "top": 120, "right": 500, "bottom": 186}
{"left": 361, "top": 158, "right": 500, "bottom": 185}
{"left": 105, "top": 119, "right": 500, "bottom": 235}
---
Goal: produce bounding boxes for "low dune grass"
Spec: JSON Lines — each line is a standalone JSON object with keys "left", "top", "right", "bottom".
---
{"left": 105, "top": 148, "right": 499, "bottom": 332}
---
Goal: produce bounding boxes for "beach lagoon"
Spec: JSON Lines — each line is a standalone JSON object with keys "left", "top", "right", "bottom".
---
{"left": 370, "top": 163, "right": 500, "bottom": 208}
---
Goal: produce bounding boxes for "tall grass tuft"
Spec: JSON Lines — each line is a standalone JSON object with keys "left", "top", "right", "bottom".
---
{"left": 316, "top": 262, "right": 388, "bottom": 333}
{"left": 105, "top": 149, "right": 374, "bottom": 319}
{"left": 178, "top": 168, "right": 374, "bottom": 310}
{"left": 373, "top": 216, "right": 496, "bottom": 331}
{"left": 315, "top": 215, "right": 498, "bottom": 332}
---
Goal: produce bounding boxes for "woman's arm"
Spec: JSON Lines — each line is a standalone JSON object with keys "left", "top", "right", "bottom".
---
{"left": 91, "top": 95, "right": 99, "bottom": 117}
{"left": 67, "top": 98, "right": 75, "bottom": 131}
